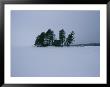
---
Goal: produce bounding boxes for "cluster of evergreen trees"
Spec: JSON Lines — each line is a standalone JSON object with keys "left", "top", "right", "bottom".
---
{"left": 34, "top": 29, "right": 75, "bottom": 47}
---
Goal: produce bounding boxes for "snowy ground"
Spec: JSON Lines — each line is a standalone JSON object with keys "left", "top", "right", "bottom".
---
{"left": 11, "top": 46, "right": 100, "bottom": 77}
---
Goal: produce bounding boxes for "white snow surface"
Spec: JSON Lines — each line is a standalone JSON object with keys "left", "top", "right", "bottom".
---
{"left": 11, "top": 46, "right": 100, "bottom": 77}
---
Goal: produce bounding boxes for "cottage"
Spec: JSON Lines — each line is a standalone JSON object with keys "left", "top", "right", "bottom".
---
{"left": 53, "top": 40, "right": 61, "bottom": 46}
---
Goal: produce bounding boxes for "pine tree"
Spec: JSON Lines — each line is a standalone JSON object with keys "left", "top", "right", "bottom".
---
{"left": 59, "top": 29, "right": 65, "bottom": 46}
{"left": 34, "top": 35, "right": 40, "bottom": 46}
{"left": 34, "top": 32, "right": 46, "bottom": 47}
{"left": 45, "top": 29, "right": 55, "bottom": 46}
{"left": 39, "top": 32, "right": 46, "bottom": 46}
{"left": 65, "top": 31, "right": 75, "bottom": 46}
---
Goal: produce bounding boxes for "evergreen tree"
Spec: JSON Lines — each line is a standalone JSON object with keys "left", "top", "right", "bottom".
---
{"left": 34, "top": 32, "right": 46, "bottom": 47}
{"left": 65, "top": 31, "right": 75, "bottom": 46}
{"left": 59, "top": 29, "right": 65, "bottom": 46}
{"left": 45, "top": 29, "right": 55, "bottom": 46}
{"left": 39, "top": 32, "right": 46, "bottom": 46}
{"left": 34, "top": 35, "right": 40, "bottom": 46}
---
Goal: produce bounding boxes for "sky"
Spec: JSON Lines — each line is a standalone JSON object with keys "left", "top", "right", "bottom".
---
{"left": 11, "top": 10, "right": 100, "bottom": 47}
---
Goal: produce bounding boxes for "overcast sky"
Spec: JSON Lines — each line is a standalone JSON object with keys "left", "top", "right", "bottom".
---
{"left": 11, "top": 10, "right": 100, "bottom": 47}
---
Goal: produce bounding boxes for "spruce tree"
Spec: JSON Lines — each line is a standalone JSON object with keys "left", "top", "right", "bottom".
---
{"left": 34, "top": 32, "right": 46, "bottom": 47}
{"left": 40, "top": 32, "right": 46, "bottom": 46}
{"left": 65, "top": 31, "right": 75, "bottom": 46}
{"left": 45, "top": 29, "right": 55, "bottom": 46}
{"left": 59, "top": 29, "right": 65, "bottom": 46}
{"left": 34, "top": 35, "right": 40, "bottom": 46}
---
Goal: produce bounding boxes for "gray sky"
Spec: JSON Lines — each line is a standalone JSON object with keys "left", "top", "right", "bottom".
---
{"left": 11, "top": 10, "right": 100, "bottom": 47}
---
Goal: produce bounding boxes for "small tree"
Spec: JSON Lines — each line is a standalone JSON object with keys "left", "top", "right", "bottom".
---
{"left": 65, "top": 31, "right": 75, "bottom": 46}
{"left": 59, "top": 29, "right": 65, "bottom": 46}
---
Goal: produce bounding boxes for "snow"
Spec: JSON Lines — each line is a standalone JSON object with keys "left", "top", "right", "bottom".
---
{"left": 11, "top": 46, "right": 100, "bottom": 77}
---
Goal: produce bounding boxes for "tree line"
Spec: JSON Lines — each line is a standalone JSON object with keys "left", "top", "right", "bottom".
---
{"left": 34, "top": 29, "right": 75, "bottom": 47}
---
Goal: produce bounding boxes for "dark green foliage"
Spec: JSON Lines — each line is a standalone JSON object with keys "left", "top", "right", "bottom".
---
{"left": 34, "top": 35, "right": 40, "bottom": 46}
{"left": 59, "top": 29, "right": 65, "bottom": 46}
{"left": 45, "top": 29, "right": 55, "bottom": 46}
{"left": 34, "top": 32, "right": 46, "bottom": 47}
{"left": 34, "top": 29, "right": 75, "bottom": 47}
{"left": 65, "top": 31, "right": 75, "bottom": 46}
{"left": 39, "top": 32, "right": 46, "bottom": 46}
